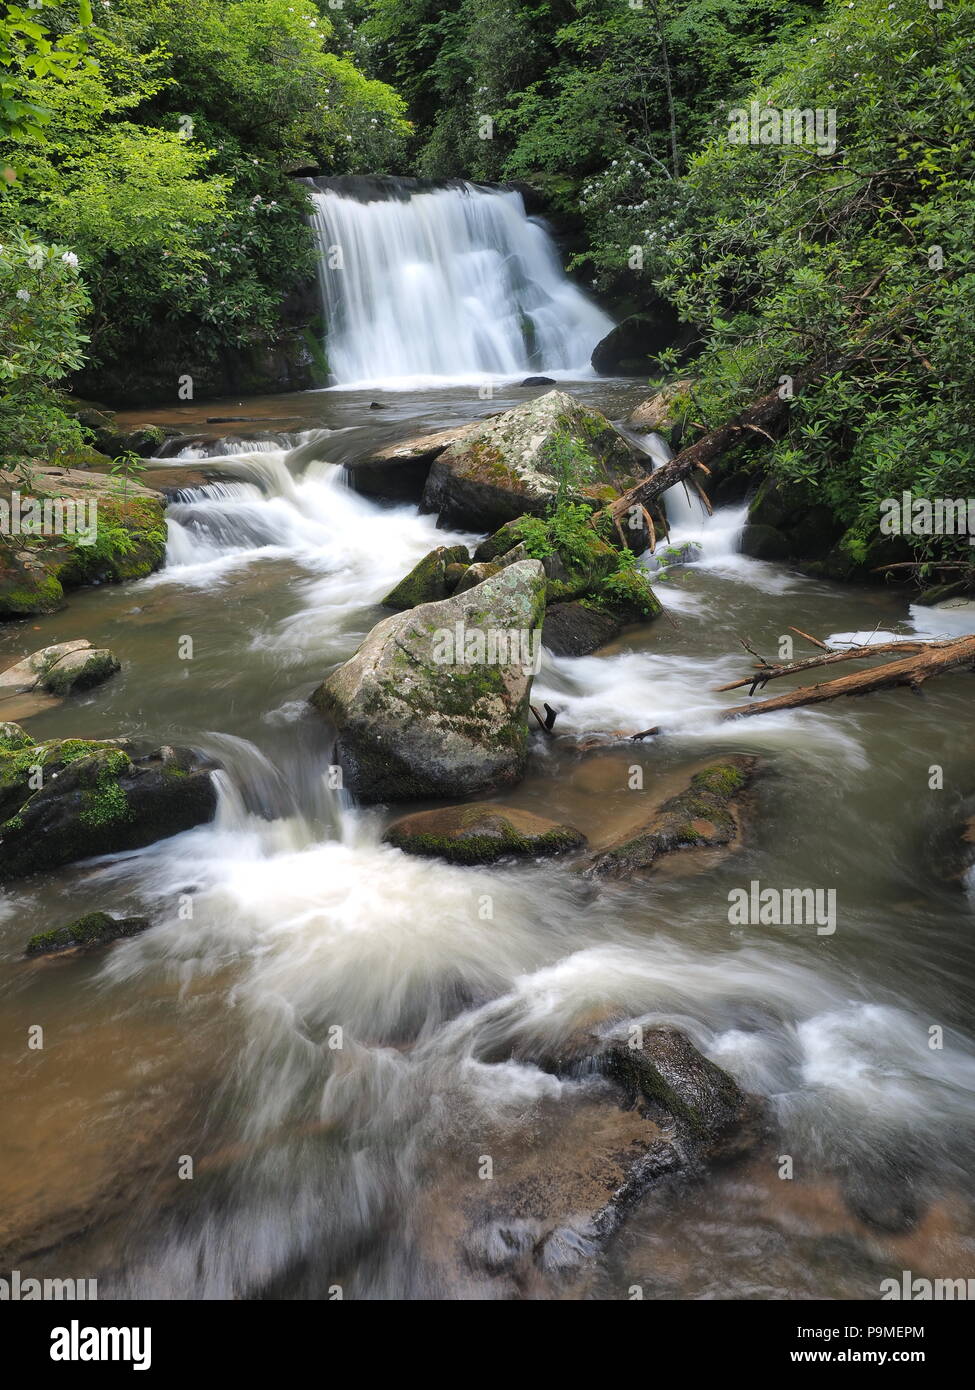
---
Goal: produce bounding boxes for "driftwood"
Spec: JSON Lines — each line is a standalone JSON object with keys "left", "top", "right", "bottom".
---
{"left": 631, "top": 632, "right": 975, "bottom": 738}
{"left": 714, "top": 638, "right": 957, "bottom": 693}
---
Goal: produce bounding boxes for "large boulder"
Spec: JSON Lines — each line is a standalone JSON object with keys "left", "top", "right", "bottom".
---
{"left": 591, "top": 307, "right": 692, "bottom": 376}
{"left": 384, "top": 803, "right": 586, "bottom": 864}
{"left": 310, "top": 560, "right": 547, "bottom": 802}
{"left": 0, "top": 738, "right": 217, "bottom": 880}
{"left": 420, "top": 390, "right": 649, "bottom": 530}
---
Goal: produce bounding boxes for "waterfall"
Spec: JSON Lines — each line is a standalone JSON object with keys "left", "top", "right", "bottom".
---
{"left": 307, "top": 178, "right": 614, "bottom": 388}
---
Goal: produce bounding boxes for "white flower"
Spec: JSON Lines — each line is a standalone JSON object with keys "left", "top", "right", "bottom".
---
{"left": 61, "top": 250, "right": 79, "bottom": 268}
{"left": 16, "top": 288, "right": 29, "bottom": 300}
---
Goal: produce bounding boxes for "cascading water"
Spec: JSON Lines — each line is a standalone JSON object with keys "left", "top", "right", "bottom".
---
{"left": 307, "top": 179, "right": 614, "bottom": 387}
{"left": 6, "top": 379, "right": 975, "bottom": 1301}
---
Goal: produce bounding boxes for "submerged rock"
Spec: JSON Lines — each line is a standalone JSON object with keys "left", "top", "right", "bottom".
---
{"left": 310, "top": 560, "right": 547, "bottom": 803}
{"left": 25, "top": 911, "right": 151, "bottom": 957}
{"left": 421, "top": 390, "right": 648, "bottom": 530}
{"left": 381, "top": 544, "right": 471, "bottom": 610}
{"left": 421, "top": 1026, "right": 760, "bottom": 1290}
{"left": 0, "top": 640, "right": 119, "bottom": 708}
{"left": 586, "top": 756, "right": 758, "bottom": 878}
{"left": 385, "top": 803, "right": 586, "bottom": 864}
{"left": 0, "top": 740, "right": 217, "bottom": 880}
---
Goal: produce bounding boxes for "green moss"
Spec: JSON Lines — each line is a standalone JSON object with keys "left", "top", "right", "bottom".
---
{"left": 25, "top": 910, "right": 149, "bottom": 955}
{"left": 76, "top": 749, "right": 133, "bottom": 829}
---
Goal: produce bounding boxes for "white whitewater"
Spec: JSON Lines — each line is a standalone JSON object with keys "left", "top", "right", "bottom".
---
{"left": 308, "top": 181, "right": 614, "bottom": 388}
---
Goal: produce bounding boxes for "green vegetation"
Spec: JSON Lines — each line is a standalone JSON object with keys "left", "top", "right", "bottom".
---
{"left": 1, "top": 0, "right": 409, "bottom": 437}
{"left": 510, "top": 500, "right": 660, "bottom": 618}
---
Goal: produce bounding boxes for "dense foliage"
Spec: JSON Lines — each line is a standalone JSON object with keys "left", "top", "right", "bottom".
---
{"left": 0, "top": 0, "right": 408, "bottom": 419}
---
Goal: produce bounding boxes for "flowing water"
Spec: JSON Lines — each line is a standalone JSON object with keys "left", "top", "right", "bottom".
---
{"left": 2, "top": 185, "right": 974, "bottom": 1299}
{"left": 307, "top": 179, "right": 614, "bottom": 388}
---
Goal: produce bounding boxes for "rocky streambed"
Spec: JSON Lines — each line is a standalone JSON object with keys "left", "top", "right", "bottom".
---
{"left": 1, "top": 378, "right": 974, "bottom": 1300}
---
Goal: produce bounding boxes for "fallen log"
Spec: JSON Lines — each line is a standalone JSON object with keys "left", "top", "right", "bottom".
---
{"left": 631, "top": 633, "right": 975, "bottom": 737}
{"left": 714, "top": 638, "right": 957, "bottom": 693}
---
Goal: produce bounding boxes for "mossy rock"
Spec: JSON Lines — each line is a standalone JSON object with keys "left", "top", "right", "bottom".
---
{"left": 385, "top": 802, "right": 586, "bottom": 864}
{"left": 25, "top": 910, "right": 151, "bottom": 957}
{"left": 0, "top": 742, "right": 217, "bottom": 880}
{"left": 311, "top": 560, "right": 548, "bottom": 803}
{"left": 421, "top": 390, "right": 649, "bottom": 530}
{"left": 0, "top": 552, "right": 65, "bottom": 619}
{"left": 586, "top": 755, "right": 758, "bottom": 878}
{"left": 381, "top": 544, "right": 471, "bottom": 610}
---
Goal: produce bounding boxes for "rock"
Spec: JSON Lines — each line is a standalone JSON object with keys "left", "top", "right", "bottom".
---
{"left": 0, "top": 466, "right": 167, "bottom": 621}
{"left": 542, "top": 601, "right": 622, "bottom": 656}
{"left": 0, "top": 550, "right": 65, "bottom": 618}
{"left": 421, "top": 390, "right": 649, "bottom": 530}
{"left": 0, "top": 640, "right": 119, "bottom": 704}
{"left": 0, "top": 742, "right": 218, "bottom": 880}
{"left": 0, "top": 721, "right": 32, "bottom": 750}
{"left": 586, "top": 756, "right": 758, "bottom": 878}
{"left": 384, "top": 803, "right": 586, "bottom": 864}
{"left": 520, "top": 376, "right": 556, "bottom": 386}
{"left": 454, "top": 560, "right": 502, "bottom": 594}
{"left": 25, "top": 911, "right": 151, "bottom": 957}
{"left": 591, "top": 307, "right": 691, "bottom": 376}
{"left": 381, "top": 544, "right": 471, "bottom": 610}
{"left": 624, "top": 380, "right": 696, "bottom": 433}
{"left": 310, "top": 560, "right": 548, "bottom": 803}
{"left": 915, "top": 579, "right": 972, "bottom": 606}
{"left": 422, "top": 1025, "right": 760, "bottom": 1289}
{"left": 345, "top": 424, "right": 477, "bottom": 502}
{"left": 739, "top": 523, "right": 792, "bottom": 561}
{"left": 444, "top": 562, "right": 469, "bottom": 593}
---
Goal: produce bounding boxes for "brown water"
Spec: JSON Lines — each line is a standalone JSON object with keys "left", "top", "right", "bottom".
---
{"left": 2, "top": 380, "right": 974, "bottom": 1300}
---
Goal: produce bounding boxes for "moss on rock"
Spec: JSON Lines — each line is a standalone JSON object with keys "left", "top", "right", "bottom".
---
{"left": 25, "top": 910, "right": 151, "bottom": 956}
{"left": 385, "top": 802, "right": 586, "bottom": 864}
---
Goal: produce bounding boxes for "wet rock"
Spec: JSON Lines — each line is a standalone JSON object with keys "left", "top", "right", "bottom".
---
{"left": 385, "top": 803, "right": 586, "bottom": 864}
{"left": 740, "top": 523, "right": 792, "bottom": 561}
{"left": 624, "top": 379, "right": 695, "bottom": 432}
{"left": 542, "top": 601, "right": 622, "bottom": 657}
{"left": 310, "top": 560, "right": 547, "bottom": 803}
{"left": 345, "top": 424, "right": 477, "bottom": 502}
{"left": 25, "top": 910, "right": 151, "bottom": 957}
{"left": 424, "top": 1026, "right": 760, "bottom": 1289}
{"left": 591, "top": 307, "right": 691, "bottom": 376}
{"left": 520, "top": 376, "right": 556, "bottom": 386}
{"left": 0, "top": 640, "right": 119, "bottom": 707}
{"left": 586, "top": 756, "right": 758, "bottom": 878}
{"left": 0, "top": 741, "right": 218, "bottom": 880}
{"left": 421, "top": 390, "right": 648, "bottom": 530}
{"left": 381, "top": 544, "right": 471, "bottom": 610}
{"left": 444, "top": 561, "right": 469, "bottom": 593}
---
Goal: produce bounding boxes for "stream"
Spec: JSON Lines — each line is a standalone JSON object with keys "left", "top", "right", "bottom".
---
{"left": 2, "top": 179, "right": 974, "bottom": 1300}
